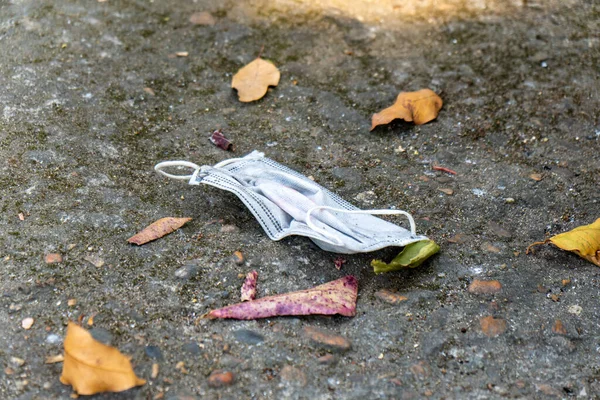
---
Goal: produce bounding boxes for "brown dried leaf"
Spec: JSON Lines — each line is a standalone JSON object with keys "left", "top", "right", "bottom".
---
{"left": 370, "top": 89, "right": 443, "bottom": 130}
{"left": 60, "top": 322, "right": 145, "bottom": 395}
{"left": 127, "top": 217, "right": 192, "bottom": 245}
{"left": 231, "top": 58, "right": 280, "bottom": 102}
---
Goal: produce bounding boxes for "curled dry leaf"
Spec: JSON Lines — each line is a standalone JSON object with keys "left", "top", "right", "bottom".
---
{"left": 204, "top": 276, "right": 358, "bottom": 320}
{"left": 209, "top": 129, "right": 233, "bottom": 151}
{"left": 127, "top": 217, "right": 192, "bottom": 245}
{"left": 370, "top": 89, "right": 443, "bottom": 130}
{"left": 371, "top": 240, "right": 440, "bottom": 274}
{"left": 527, "top": 218, "right": 600, "bottom": 267}
{"left": 231, "top": 57, "right": 280, "bottom": 102}
{"left": 60, "top": 322, "right": 145, "bottom": 395}
{"left": 240, "top": 270, "right": 258, "bottom": 302}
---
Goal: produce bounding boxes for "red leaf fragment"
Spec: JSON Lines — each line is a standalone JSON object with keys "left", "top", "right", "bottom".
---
{"left": 432, "top": 165, "right": 457, "bottom": 175}
{"left": 334, "top": 257, "right": 346, "bottom": 270}
{"left": 209, "top": 129, "right": 233, "bottom": 151}
{"left": 127, "top": 217, "right": 192, "bottom": 245}
{"left": 204, "top": 276, "right": 358, "bottom": 320}
{"left": 240, "top": 270, "right": 258, "bottom": 302}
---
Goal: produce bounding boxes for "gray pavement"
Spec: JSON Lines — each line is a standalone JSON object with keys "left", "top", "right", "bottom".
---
{"left": 1, "top": 0, "right": 599, "bottom": 398}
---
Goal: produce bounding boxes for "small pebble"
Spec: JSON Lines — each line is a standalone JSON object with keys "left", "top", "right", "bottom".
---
{"left": 174, "top": 264, "right": 198, "bottom": 279}
{"left": 220, "top": 224, "right": 239, "bottom": 233}
{"left": 22, "top": 317, "right": 34, "bottom": 330}
{"left": 303, "top": 326, "right": 351, "bottom": 352}
{"left": 44, "top": 253, "right": 63, "bottom": 264}
{"left": 10, "top": 357, "right": 25, "bottom": 367}
{"left": 189, "top": 11, "right": 216, "bottom": 26}
{"left": 207, "top": 370, "right": 235, "bottom": 387}
{"left": 232, "top": 251, "right": 244, "bottom": 265}
{"left": 438, "top": 188, "right": 454, "bottom": 195}
{"left": 233, "top": 329, "right": 264, "bottom": 345}
{"left": 151, "top": 363, "right": 159, "bottom": 379}
{"left": 84, "top": 254, "right": 104, "bottom": 268}
{"left": 504, "top": 197, "right": 515, "bottom": 203}
{"left": 480, "top": 316, "right": 507, "bottom": 337}
{"left": 568, "top": 305, "right": 582, "bottom": 316}
{"left": 375, "top": 289, "right": 408, "bottom": 305}
{"left": 145, "top": 345, "right": 163, "bottom": 360}
{"left": 43, "top": 382, "right": 52, "bottom": 390}
{"left": 46, "top": 334, "right": 62, "bottom": 344}
{"left": 182, "top": 342, "right": 201, "bottom": 355}
{"left": 468, "top": 280, "right": 502, "bottom": 294}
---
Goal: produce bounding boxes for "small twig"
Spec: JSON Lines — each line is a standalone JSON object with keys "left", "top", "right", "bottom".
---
{"left": 257, "top": 45, "right": 265, "bottom": 59}
{"left": 432, "top": 165, "right": 457, "bottom": 175}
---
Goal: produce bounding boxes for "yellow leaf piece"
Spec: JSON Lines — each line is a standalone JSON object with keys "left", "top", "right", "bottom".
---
{"left": 527, "top": 218, "right": 600, "bottom": 267}
{"left": 60, "top": 322, "right": 146, "bottom": 395}
{"left": 231, "top": 58, "right": 280, "bottom": 102}
{"left": 370, "top": 89, "right": 443, "bottom": 130}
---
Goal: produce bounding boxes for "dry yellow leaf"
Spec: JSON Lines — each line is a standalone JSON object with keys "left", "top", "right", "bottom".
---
{"left": 60, "top": 322, "right": 146, "bottom": 395}
{"left": 527, "top": 218, "right": 600, "bottom": 267}
{"left": 231, "top": 58, "right": 280, "bottom": 102}
{"left": 371, "top": 89, "right": 443, "bottom": 130}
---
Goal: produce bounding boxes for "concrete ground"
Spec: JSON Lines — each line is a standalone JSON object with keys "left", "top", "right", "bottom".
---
{"left": 1, "top": 0, "right": 599, "bottom": 398}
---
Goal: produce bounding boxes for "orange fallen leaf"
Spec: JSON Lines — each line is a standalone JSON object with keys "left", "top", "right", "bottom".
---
{"left": 231, "top": 57, "right": 280, "bottom": 102}
{"left": 527, "top": 218, "right": 600, "bottom": 267}
{"left": 127, "top": 217, "right": 192, "bottom": 245}
{"left": 60, "top": 322, "right": 146, "bottom": 395}
{"left": 370, "top": 89, "right": 443, "bottom": 130}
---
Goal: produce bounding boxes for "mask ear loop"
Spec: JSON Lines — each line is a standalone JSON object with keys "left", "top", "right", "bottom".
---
{"left": 305, "top": 206, "right": 418, "bottom": 246}
{"left": 154, "top": 161, "right": 202, "bottom": 181}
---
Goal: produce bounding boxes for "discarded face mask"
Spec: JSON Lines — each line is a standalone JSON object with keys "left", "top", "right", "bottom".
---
{"left": 155, "top": 151, "right": 428, "bottom": 254}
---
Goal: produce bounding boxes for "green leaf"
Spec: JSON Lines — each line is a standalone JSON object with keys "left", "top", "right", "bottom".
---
{"left": 371, "top": 240, "right": 440, "bottom": 274}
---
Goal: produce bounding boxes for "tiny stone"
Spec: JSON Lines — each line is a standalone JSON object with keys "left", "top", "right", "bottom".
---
{"left": 10, "top": 357, "right": 25, "bottom": 367}
{"left": 482, "top": 242, "right": 501, "bottom": 253}
{"left": 504, "top": 197, "right": 515, "bottom": 203}
{"left": 89, "top": 327, "right": 112, "bottom": 345}
{"left": 220, "top": 224, "right": 239, "bottom": 233}
{"left": 43, "top": 382, "right": 51, "bottom": 390}
{"left": 468, "top": 280, "right": 502, "bottom": 294}
{"left": 145, "top": 345, "right": 163, "bottom": 360}
{"left": 207, "top": 370, "right": 235, "bottom": 388}
{"left": 44, "top": 253, "right": 63, "bottom": 264}
{"left": 375, "top": 289, "right": 408, "bottom": 305}
{"left": 84, "top": 254, "right": 104, "bottom": 268}
{"left": 568, "top": 305, "right": 582, "bottom": 316}
{"left": 438, "top": 188, "right": 454, "bottom": 195}
{"left": 182, "top": 342, "right": 201, "bottom": 355}
{"left": 480, "top": 316, "right": 507, "bottom": 337}
{"left": 46, "top": 334, "right": 62, "bottom": 344}
{"left": 232, "top": 251, "right": 244, "bottom": 265}
{"left": 303, "top": 326, "right": 351, "bottom": 352}
{"left": 67, "top": 299, "right": 77, "bottom": 306}
{"left": 151, "top": 363, "right": 159, "bottom": 379}
{"left": 552, "top": 319, "right": 567, "bottom": 335}
{"left": 22, "top": 317, "right": 34, "bottom": 330}
{"left": 317, "top": 353, "right": 337, "bottom": 364}
{"left": 529, "top": 173, "right": 543, "bottom": 181}
{"left": 233, "top": 329, "right": 264, "bottom": 345}
{"left": 280, "top": 365, "right": 307, "bottom": 386}
{"left": 174, "top": 264, "right": 198, "bottom": 279}
{"left": 9, "top": 303, "right": 22, "bottom": 312}
{"left": 189, "top": 11, "right": 216, "bottom": 26}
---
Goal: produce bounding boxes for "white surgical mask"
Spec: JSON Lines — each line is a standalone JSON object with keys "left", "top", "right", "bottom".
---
{"left": 155, "top": 151, "right": 428, "bottom": 254}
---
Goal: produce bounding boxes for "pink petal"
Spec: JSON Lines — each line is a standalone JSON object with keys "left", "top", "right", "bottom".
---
{"left": 205, "top": 276, "right": 358, "bottom": 320}
{"left": 240, "top": 270, "right": 258, "bottom": 302}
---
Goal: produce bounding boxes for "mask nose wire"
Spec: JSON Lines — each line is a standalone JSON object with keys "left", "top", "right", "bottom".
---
{"left": 154, "top": 161, "right": 202, "bottom": 180}
{"left": 305, "top": 206, "right": 418, "bottom": 245}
